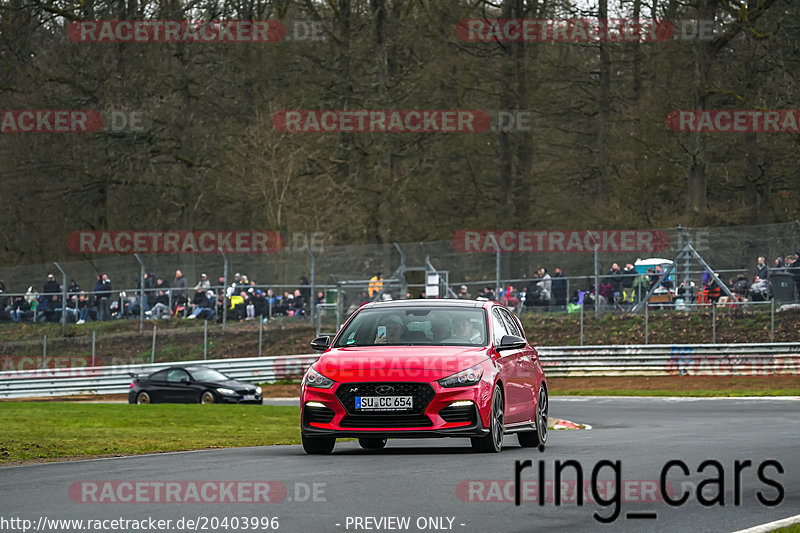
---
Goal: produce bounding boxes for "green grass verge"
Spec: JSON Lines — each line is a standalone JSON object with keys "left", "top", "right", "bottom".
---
{"left": 554, "top": 389, "right": 800, "bottom": 397}
{"left": 771, "top": 524, "right": 800, "bottom": 533}
{"left": 0, "top": 403, "right": 300, "bottom": 463}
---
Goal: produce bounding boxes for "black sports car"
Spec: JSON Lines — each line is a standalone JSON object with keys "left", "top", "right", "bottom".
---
{"left": 128, "top": 366, "right": 263, "bottom": 404}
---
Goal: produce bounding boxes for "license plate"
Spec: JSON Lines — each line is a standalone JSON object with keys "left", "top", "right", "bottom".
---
{"left": 356, "top": 396, "right": 413, "bottom": 411}
{"left": 243, "top": 395, "right": 256, "bottom": 401}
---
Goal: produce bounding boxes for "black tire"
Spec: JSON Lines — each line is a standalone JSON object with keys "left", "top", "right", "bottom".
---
{"left": 302, "top": 434, "right": 336, "bottom": 455}
{"left": 136, "top": 391, "right": 151, "bottom": 404}
{"left": 358, "top": 438, "right": 387, "bottom": 450}
{"left": 519, "top": 385, "right": 548, "bottom": 449}
{"left": 200, "top": 391, "right": 215, "bottom": 404}
{"left": 471, "top": 385, "right": 504, "bottom": 453}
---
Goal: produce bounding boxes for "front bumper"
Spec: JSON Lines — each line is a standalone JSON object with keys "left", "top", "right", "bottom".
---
{"left": 300, "top": 379, "right": 493, "bottom": 438}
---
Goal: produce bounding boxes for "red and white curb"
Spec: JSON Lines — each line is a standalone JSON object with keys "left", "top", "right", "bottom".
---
{"left": 550, "top": 418, "right": 591, "bottom": 430}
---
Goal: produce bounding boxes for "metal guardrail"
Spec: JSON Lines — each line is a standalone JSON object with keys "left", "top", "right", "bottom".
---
{"left": 1, "top": 343, "right": 798, "bottom": 399}
{"left": 537, "top": 343, "right": 800, "bottom": 377}
{"left": 0, "top": 355, "right": 319, "bottom": 399}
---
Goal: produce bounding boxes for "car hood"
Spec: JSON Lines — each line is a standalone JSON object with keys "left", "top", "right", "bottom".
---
{"left": 314, "top": 346, "right": 490, "bottom": 382}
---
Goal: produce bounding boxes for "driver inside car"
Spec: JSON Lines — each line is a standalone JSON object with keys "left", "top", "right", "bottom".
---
{"left": 374, "top": 315, "right": 405, "bottom": 344}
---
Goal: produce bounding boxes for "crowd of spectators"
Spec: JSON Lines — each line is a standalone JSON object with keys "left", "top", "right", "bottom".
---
{"left": 460, "top": 251, "right": 800, "bottom": 313}
{"left": 0, "top": 270, "right": 316, "bottom": 324}
{"left": 2, "top": 253, "right": 799, "bottom": 324}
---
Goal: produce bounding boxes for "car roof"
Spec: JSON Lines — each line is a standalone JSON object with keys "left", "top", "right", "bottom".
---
{"left": 361, "top": 298, "right": 490, "bottom": 309}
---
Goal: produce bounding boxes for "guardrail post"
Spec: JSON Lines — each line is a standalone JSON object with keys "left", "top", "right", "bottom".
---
{"left": 219, "top": 248, "right": 229, "bottom": 332}
{"left": 645, "top": 305, "right": 649, "bottom": 344}
{"left": 258, "top": 320, "right": 263, "bottom": 357}
{"left": 204, "top": 320, "right": 208, "bottom": 360}
{"left": 579, "top": 303, "right": 584, "bottom": 346}
{"left": 712, "top": 302, "right": 717, "bottom": 344}
{"left": 593, "top": 236, "right": 599, "bottom": 319}
{"left": 43, "top": 335, "right": 47, "bottom": 363}
{"left": 151, "top": 324, "right": 157, "bottom": 364}
{"left": 91, "top": 329, "right": 96, "bottom": 367}
{"left": 133, "top": 254, "right": 146, "bottom": 334}
{"left": 53, "top": 261, "right": 68, "bottom": 337}
{"left": 771, "top": 299, "right": 775, "bottom": 343}
{"left": 305, "top": 246, "right": 316, "bottom": 320}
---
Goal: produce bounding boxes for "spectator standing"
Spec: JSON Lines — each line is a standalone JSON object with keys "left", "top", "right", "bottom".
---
{"left": 172, "top": 270, "right": 187, "bottom": 308}
{"left": 299, "top": 276, "right": 311, "bottom": 303}
{"left": 607, "top": 263, "right": 623, "bottom": 303}
{"left": 368, "top": 272, "right": 384, "bottom": 298}
{"left": 621, "top": 264, "right": 636, "bottom": 307}
{"left": 754, "top": 257, "right": 768, "bottom": 281}
{"left": 43, "top": 274, "right": 61, "bottom": 309}
{"left": 94, "top": 274, "right": 112, "bottom": 321}
{"left": 536, "top": 268, "right": 552, "bottom": 302}
{"left": 293, "top": 289, "right": 306, "bottom": 317}
{"left": 551, "top": 268, "right": 567, "bottom": 308}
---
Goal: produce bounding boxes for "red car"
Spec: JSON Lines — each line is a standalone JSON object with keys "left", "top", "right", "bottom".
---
{"left": 300, "top": 299, "right": 547, "bottom": 454}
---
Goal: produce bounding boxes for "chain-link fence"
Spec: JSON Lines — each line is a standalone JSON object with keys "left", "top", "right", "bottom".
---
{"left": 0, "top": 222, "right": 799, "bottom": 334}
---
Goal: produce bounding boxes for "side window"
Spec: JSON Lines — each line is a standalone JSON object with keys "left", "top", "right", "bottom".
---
{"left": 149, "top": 369, "right": 168, "bottom": 381}
{"left": 499, "top": 309, "right": 523, "bottom": 338}
{"left": 491, "top": 309, "right": 509, "bottom": 345}
{"left": 167, "top": 369, "right": 190, "bottom": 383}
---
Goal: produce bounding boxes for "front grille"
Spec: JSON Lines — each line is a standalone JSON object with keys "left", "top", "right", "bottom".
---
{"left": 439, "top": 404, "right": 477, "bottom": 424}
{"left": 304, "top": 405, "right": 335, "bottom": 424}
{"left": 340, "top": 413, "right": 433, "bottom": 428}
{"left": 335, "top": 382, "right": 436, "bottom": 416}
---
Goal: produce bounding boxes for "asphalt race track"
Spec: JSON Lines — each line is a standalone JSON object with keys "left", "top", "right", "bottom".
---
{"left": 1, "top": 397, "right": 797, "bottom": 533}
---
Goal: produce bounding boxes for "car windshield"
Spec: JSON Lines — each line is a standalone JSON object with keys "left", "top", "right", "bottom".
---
{"left": 333, "top": 307, "right": 488, "bottom": 347}
{"left": 188, "top": 368, "right": 229, "bottom": 382}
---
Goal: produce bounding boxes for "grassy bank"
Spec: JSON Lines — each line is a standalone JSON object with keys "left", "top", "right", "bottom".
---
{"left": 0, "top": 403, "right": 299, "bottom": 463}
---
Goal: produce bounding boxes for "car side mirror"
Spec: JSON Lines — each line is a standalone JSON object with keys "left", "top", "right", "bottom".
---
{"left": 497, "top": 335, "right": 526, "bottom": 351}
{"left": 310, "top": 336, "right": 331, "bottom": 351}
{"left": 180, "top": 378, "right": 190, "bottom": 384}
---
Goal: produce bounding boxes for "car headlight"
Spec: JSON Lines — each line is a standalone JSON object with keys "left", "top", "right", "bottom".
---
{"left": 216, "top": 387, "right": 237, "bottom": 396}
{"left": 255, "top": 386, "right": 262, "bottom": 395}
{"left": 305, "top": 367, "right": 335, "bottom": 389}
{"left": 438, "top": 364, "right": 484, "bottom": 388}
